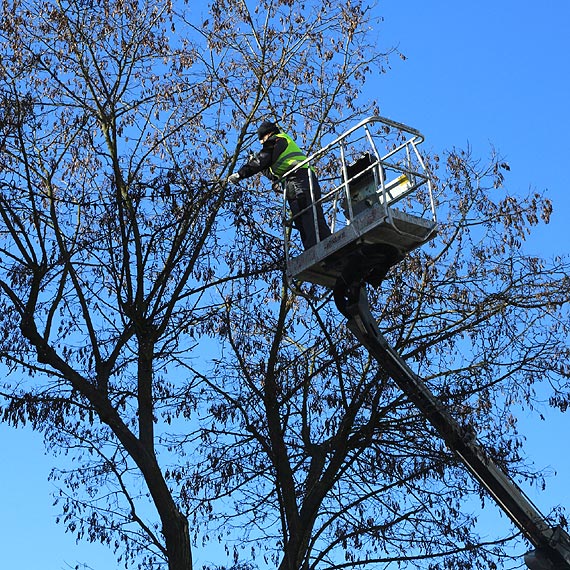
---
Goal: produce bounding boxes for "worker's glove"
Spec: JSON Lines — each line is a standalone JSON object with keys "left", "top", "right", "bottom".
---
{"left": 227, "top": 173, "right": 241, "bottom": 185}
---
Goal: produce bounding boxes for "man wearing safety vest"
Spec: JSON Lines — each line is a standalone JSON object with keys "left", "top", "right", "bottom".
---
{"left": 228, "top": 121, "right": 331, "bottom": 250}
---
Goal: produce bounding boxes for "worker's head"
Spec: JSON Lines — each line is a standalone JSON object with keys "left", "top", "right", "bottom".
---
{"left": 257, "top": 121, "right": 279, "bottom": 141}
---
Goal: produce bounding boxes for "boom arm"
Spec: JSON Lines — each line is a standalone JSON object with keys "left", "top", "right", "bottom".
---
{"left": 335, "top": 279, "right": 570, "bottom": 570}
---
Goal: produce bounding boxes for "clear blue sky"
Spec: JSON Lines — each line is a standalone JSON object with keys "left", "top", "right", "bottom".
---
{"left": 376, "top": 0, "right": 570, "bottom": 523}
{"left": 1, "top": 1, "right": 569, "bottom": 568}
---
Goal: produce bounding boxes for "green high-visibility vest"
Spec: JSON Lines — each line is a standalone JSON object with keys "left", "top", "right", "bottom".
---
{"left": 270, "top": 133, "right": 310, "bottom": 179}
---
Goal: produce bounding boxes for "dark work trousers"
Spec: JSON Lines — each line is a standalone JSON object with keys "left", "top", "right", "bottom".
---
{"left": 285, "top": 169, "right": 331, "bottom": 250}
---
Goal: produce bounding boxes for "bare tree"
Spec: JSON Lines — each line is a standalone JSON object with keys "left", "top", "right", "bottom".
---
{"left": 0, "top": 0, "right": 396, "bottom": 568}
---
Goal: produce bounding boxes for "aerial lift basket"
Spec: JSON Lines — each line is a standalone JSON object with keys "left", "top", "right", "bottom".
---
{"left": 283, "top": 116, "right": 438, "bottom": 288}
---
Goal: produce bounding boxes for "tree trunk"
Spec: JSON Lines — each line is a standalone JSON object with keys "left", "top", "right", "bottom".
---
{"left": 163, "top": 509, "right": 193, "bottom": 570}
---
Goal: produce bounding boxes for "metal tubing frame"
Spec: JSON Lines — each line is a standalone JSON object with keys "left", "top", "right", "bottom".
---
{"left": 282, "top": 116, "right": 437, "bottom": 259}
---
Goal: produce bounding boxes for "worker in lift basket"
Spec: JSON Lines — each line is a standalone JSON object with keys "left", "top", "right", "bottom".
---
{"left": 227, "top": 121, "right": 331, "bottom": 250}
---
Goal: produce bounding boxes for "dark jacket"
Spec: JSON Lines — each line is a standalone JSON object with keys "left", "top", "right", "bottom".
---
{"left": 237, "top": 133, "right": 287, "bottom": 182}
{"left": 238, "top": 133, "right": 309, "bottom": 184}
{"left": 237, "top": 131, "right": 331, "bottom": 248}
{"left": 237, "top": 133, "right": 314, "bottom": 202}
